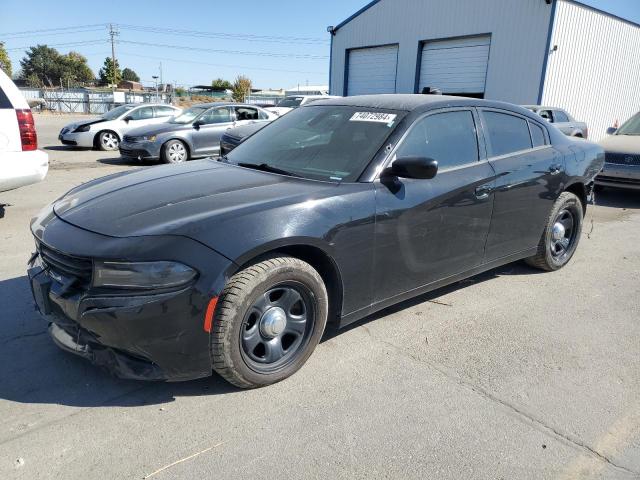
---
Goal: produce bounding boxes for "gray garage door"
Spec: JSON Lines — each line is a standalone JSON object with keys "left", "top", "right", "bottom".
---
{"left": 418, "top": 36, "right": 491, "bottom": 97}
{"left": 347, "top": 45, "right": 398, "bottom": 96}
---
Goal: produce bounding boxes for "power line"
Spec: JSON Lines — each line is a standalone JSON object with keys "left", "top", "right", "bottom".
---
{"left": 5, "top": 40, "right": 107, "bottom": 51}
{"left": 117, "top": 40, "right": 328, "bottom": 59}
{"left": 116, "top": 50, "right": 325, "bottom": 75}
{"left": 0, "top": 27, "right": 107, "bottom": 40}
{"left": 116, "top": 24, "right": 329, "bottom": 45}
{"left": 0, "top": 24, "right": 107, "bottom": 36}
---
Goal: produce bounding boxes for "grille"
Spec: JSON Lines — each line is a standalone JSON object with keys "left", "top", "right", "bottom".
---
{"left": 38, "top": 242, "right": 93, "bottom": 283}
{"left": 605, "top": 152, "right": 640, "bottom": 166}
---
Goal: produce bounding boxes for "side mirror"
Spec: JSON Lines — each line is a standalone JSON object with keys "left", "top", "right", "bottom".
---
{"left": 606, "top": 127, "right": 617, "bottom": 135}
{"left": 385, "top": 156, "right": 438, "bottom": 180}
{"left": 193, "top": 120, "right": 203, "bottom": 129}
{"left": 123, "top": 116, "right": 132, "bottom": 123}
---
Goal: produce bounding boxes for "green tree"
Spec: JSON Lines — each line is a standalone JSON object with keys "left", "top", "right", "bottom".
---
{"left": 212, "top": 78, "right": 232, "bottom": 90}
{"left": 98, "top": 57, "right": 121, "bottom": 86}
{"left": 0, "top": 42, "right": 11, "bottom": 77}
{"left": 19, "top": 45, "right": 94, "bottom": 87}
{"left": 231, "top": 75, "right": 252, "bottom": 102}
{"left": 121, "top": 67, "right": 140, "bottom": 82}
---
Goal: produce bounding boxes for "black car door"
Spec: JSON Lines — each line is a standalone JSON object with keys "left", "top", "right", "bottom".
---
{"left": 373, "top": 108, "right": 496, "bottom": 304}
{"left": 480, "top": 109, "right": 564, "bottom": 260}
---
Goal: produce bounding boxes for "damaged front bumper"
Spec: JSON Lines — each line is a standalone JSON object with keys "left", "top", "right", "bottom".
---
{"left": 28, "top": 211, "right": 234, "bottom": 381}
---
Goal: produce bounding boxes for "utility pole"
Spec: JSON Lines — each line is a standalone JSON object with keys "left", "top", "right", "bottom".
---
{"left": 109, "top": 24, "right": 119, "bottom": 90}
{"left": 159, "top": 62, "right": 163, "bottom": 87}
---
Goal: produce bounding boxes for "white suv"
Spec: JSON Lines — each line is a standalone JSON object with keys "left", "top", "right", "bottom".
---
{"left": 0, "top": 69, "right": 48, "bottom": 193}
{"left": 59, "top": 103, "right": 181, "bottom": 151}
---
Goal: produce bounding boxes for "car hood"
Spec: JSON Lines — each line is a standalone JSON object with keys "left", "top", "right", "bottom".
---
{"left": 598, "top": 135, "right": 640, "bottom": 154}
{"left": 64, "top": 117, "right": 107, "bottom": 130}
{"left": 53, "top": 159, "right": 338, "bottom": 241}
{"left": 265, "top": 107, "right": 293, "bottom": 116}
{"left": 126, "top": 123, "right": 190, "bottom": 137}
{"left": 224, "top": 122, "right": 268, "bottom": 140}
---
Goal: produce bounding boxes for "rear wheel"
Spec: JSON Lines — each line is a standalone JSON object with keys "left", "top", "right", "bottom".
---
{"left": 97, "top": 131, "right": 119, "bottom": 151}
{"left": 211, "top": 256, "right": 328, "bottom": 388}
{"left": 526, "top": 192, "right": 583, "bottom": 271}
{"left": 162, "top": 140, "right": 188, "bottom": 164}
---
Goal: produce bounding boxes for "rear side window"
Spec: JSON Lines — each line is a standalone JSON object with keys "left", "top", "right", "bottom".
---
{"left": 155, "top": 106, "right": 177, "bottom": 117}
{"left": 483, "top": 111, "right": 532, "bottom": 157}
{"left": 396, "top": 110, "right": 479, "bottom": 170}
{"left": 0, "top": 88, "right": 12, "bottom": 109}
{"left": 235, "top": 107, "right": 259, "bottom": 121}
{"left": 554, "top": 110, "right": 569, "bottom": 123}
{"left": 529, "top": 122, "right": 547, "bottom": 147}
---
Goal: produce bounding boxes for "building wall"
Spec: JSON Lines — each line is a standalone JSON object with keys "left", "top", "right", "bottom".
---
{"left": 542, "top": 1, "right": 640, "bottom": 140}
{"left": 330, "top": 0, "right": 553, "bottom": 104}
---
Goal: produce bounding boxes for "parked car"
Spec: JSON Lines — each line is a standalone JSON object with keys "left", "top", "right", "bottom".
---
{"left": 0, "top": 69, "right": 48, "bottom": 193}
{"left": 28, "top": 95, "right": 603, "bottom": 388}
{"left": 595, "top": 112, "right": 640, "bottom": 190}
{"left": 119, "top": 103, "right": 277, "bottom": 163}
{"left": 265, "top": 95, "right": 340, "bottom": 116}
{"left": 524, "top": 106, "right": 588, "bottom": 138}
{"left": 58, "top": 103, "right": 181, "bottom": 151}
{"left": 220, "top": 122, "right": 269, "bottom": 155}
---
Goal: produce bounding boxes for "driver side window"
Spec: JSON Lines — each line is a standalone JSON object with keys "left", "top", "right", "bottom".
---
{"left": 128, "top": 106, "right": 154, "bottom": 120}
{"left": 199, "top": 107, "right": 233, "bottom": 125}
{"left": 395, "top": 111, "right": 479, "bottom": 170}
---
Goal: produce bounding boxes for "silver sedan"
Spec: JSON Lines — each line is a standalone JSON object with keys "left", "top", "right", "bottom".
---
{"left": 119, "top": 103, "right": 277, "bottom": 163}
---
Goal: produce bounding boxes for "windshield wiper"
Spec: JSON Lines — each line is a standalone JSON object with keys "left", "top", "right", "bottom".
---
{"left": 238, "top": 162, "right": 300, "bottom": 178}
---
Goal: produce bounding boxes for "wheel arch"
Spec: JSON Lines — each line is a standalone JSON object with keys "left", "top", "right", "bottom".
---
{"left": 564, "top": 181, "right": 587, "bottom": 213}
{"left": 232, "top": 241, "right": 344, "bottom": 326}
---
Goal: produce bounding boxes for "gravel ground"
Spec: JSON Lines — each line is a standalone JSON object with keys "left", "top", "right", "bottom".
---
{"left": 0, "top": 114, "right": 639, "bottom": 480}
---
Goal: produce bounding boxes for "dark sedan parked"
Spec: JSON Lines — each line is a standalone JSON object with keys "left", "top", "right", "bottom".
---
{"left": 28, "top": 95, "right": 604, "bottom": 388}
{"left": 220, "top": 122, "right": 268, "bottom": 155}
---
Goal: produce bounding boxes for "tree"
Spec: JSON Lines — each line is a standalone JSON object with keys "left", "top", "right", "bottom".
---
{"left": 232, "top": 75, "right": 252, "bottom": 102}
{"left": 98, "top": 57, "right": 121, "bottom": 86}
{"left": 19, "top": 45, "right": 94, "bottom": 87}
{"left": 0, "top": 42, "right": 11, "bottom": 77}
{"left": 212, "top": 78, "right": 232, "bottom": 90}
{"left": 121, "top": 67, "right": 140, "bottom": 82}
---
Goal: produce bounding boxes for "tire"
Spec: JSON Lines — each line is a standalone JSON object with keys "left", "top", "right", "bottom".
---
{"left": 526, "top": 192, "right": 583, "bottom": 271}
{"left": 161, "top": 140, "right": 189, "bottom": 164}
{"left": 97, "top": 131, "right": 119, "bottom": 151}
{"left": 211, "top": 256, "right": 328, "bottom": 388}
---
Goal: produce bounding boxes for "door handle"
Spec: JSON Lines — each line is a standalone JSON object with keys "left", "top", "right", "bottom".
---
{"left": 475, "top": 185, "right": 493, "bottom": 199}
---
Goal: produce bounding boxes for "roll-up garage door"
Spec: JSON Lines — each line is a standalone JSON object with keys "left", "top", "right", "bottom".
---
{"left": 346, "top": 45, "right": 398, "bottom": 96}
{"left": 418, "top": 36, "right": 491, "bottom": 97}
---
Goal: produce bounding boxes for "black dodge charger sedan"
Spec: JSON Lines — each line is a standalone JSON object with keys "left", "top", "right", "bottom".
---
{"left": 28, "top": 95, "right": 604, "bottom": 388}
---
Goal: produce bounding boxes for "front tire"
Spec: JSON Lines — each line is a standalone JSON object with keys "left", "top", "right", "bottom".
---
{"left": 97, "top": 131, "right": 119, "bottom": 151}
{"left": 211, "top": 256, "right": 328, "bottom": 388}
{"left": 526, "top": 192, "right": 583, "bottom": 271}
{"left": 161, "top": 140, "right": 189, "bottom": 164}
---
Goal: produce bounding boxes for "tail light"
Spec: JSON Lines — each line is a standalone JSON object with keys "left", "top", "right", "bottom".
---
{"left": 16, "top": 109, "right": 37, "bottom": 151}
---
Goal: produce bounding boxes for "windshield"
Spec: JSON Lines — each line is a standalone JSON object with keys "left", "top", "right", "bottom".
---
{"left": 102, "top": 105, "right": 135, "bottom": 120}
{"left": 276, "top": 97, "right": 304, "bottom": 108}
{"left": 224, "top": 105, "right": 404, "bottom": 182}
{"left": 617, "top": 113, "right": 640, "bottom": 135}
{"left": 171, "top": 106, "right": 208, "bottom": 124}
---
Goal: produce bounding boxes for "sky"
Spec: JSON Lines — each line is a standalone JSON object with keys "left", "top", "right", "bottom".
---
{"left": 1, "top": 0, "right": 638, "bottom": 90}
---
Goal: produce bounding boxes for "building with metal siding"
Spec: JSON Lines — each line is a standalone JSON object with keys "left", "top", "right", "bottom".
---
{"left": 329, "top": 0, "right": 640, "bottom": 139}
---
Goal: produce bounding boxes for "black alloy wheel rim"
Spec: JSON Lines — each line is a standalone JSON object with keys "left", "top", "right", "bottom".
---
{"left": 550, "top": 208, "right": 577, "bottom": 259}
{"left": 240, "top": 282, "right": 315, "bottom": 373}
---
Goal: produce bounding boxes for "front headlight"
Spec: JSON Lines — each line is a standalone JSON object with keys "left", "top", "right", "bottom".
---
{"left": 143, "top": 135, "right": 157, "bottom": 142}
{"left": 73, "top": 124, "right": 91, "bottom": 133}
{"left": 93, "top": 261, "right": 197, "bottom": 289}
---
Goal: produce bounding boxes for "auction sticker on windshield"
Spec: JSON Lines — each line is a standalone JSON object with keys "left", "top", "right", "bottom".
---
{"left": 350, "top": 112, "right": 397, "bottom": 124}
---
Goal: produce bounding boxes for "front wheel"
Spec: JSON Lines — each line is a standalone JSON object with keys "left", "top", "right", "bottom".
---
{"left": 97, "top": 131, "right": 119, "bottom": 151}
{"left": 161, "top": 140, "right": 189, "bottom": 164}
{"left": 211, "top": 256, "right": 328, "bottom": 388}
{"left": 526, "top": 192, "right": 583, "bottom": 271}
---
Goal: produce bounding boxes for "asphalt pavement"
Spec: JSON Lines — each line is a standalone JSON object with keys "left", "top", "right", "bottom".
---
{"left": 0, "top": 114, "right": 639, "bottom": 480}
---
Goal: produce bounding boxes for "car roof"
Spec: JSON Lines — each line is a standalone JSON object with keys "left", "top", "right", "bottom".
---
{"left": 308, "top": 94, "right": 533, "bottom": 115}
{"left": 186, "top": 102, "right": 262, "bottom": 108}
{"left": 522, "top": 105, "right": 564, "bottom": 111}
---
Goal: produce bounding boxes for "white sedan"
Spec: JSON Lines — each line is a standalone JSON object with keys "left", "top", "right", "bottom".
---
{"left": 59, "top": 103, "right": 181, "bottom": 151}
{"left": 0, "top": 69, "right": 48, "bottom": 193}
